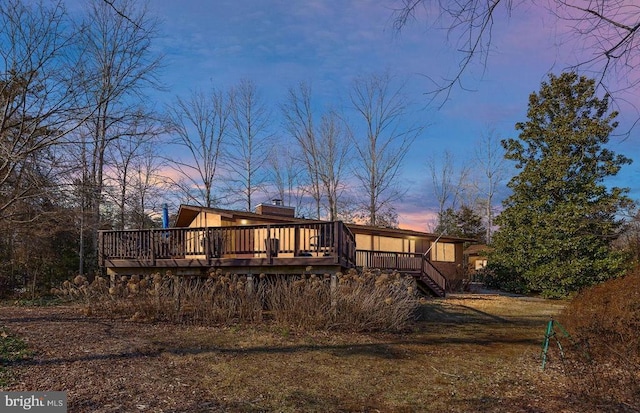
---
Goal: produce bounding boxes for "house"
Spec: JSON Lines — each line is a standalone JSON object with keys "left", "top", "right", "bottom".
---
{"left": 98, "top": 201, "right": 474, "bottom": 297}
{"left": 463, "top": 244, "right": 492, "bottom": 274}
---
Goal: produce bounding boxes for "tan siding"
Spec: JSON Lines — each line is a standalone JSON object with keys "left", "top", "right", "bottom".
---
{"left": 190, "top": 211, "right": 223, "bottom": 228}
{"left": 355, "top": 233, "right": 372, "bottom": 250}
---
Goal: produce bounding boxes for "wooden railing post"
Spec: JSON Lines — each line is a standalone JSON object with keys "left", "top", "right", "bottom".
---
{"left": 294, "top": 225, "right": 301, "bottom": 257}
{"left": 205, "top": 228, "right": 211, "bottom": 259}
{"left": 334, "top": 221, "right": 341, "bottom": 264}
{"left": 266, "top": 224, "right": 272, "bottom": 264}
{"left": 98, "top": 231, "right": 105, "bottom": 267}
{"left": 150, "top": 230, "right": 156, "bottom": 266}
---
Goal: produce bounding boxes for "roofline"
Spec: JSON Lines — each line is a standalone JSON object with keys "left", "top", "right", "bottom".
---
{"left": 176, "top": 204, "right": 322, "bottom": 225}
{"left": 175, "top": 204, "right": 477, "bottom": 243}
{"left": 344, "top": 222, "right": 477, "bottom": 243}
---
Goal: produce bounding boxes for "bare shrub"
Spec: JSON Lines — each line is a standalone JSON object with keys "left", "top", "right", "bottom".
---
{"left": 56, "top": 272, "right": 263, "bottom": 325}
{"left": 332, "top": 269, "right": 418, "bottom": 332}
{"left": 264, "top": 274, "right": 334, "bottom": 330}
{"left": 55, "top": 269, "right": 419, "bottom": 332}
{"left": 558, "top": 269, "right": 640, "bottom": 409}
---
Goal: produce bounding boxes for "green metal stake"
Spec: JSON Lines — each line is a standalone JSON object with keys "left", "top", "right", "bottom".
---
{"left": 541, "top": 318, "right": 554, "bottom": 370}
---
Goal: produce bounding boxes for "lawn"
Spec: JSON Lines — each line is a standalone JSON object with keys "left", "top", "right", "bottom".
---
{"left": 1, "top": 293, "right": 593, "bottom": 412}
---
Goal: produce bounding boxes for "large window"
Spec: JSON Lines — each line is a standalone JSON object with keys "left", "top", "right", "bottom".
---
{"left": 431, "top": 242, "right": 456, "bottom": 262}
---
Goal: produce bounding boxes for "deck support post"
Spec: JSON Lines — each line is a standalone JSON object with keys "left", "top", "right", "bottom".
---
{"left": 330, "top": 273, "right": 337, "bottom": 313}
{"left": 246, "top": 273, "right": 254, "bottom": 295}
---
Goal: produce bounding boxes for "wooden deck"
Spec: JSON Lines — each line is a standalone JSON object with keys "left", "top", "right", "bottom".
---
{"left": 100, "top": 221, "right": 356, "bottom": 276}
{"left": 99, "top": 221, "right": 446, "bottom": 297}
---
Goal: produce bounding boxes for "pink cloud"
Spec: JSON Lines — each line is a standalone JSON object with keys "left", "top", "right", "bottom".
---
{"left": 397, "top": 210, "right": 438, "bottom": 233}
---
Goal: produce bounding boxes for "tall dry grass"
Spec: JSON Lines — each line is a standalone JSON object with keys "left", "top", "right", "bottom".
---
{"left": 53, "top": 269, "right": 419, "bottom": 333}
{"left": 558, "top": 269, "right": 640, "bottom": 409}
{"left": 265, "top": 269, "right": 418, "bottom": 332}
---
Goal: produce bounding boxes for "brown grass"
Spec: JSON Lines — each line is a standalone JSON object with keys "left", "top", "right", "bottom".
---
{"left": 19, "top": 273, "right": 640, "bottom": 411}
{"left": 2, "top": 293, "right": 596, "bottom": 412}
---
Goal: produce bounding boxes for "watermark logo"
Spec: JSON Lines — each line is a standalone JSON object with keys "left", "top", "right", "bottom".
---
{"left": 1, "top": 392, "right": 67, "bottom": 412}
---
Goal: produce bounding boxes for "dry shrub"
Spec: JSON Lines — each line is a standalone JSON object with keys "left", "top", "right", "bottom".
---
{"left": 265, "top": 274, "right": 333, "bottom": 330}
{"left": 265, "top": 269, "right": 418, "bottom": 332}
{"left": 558, "top": 269, "right": 640, "bottom": 409}
{"left": 332, "top": 269, "right": 418, "bottom": 332}
{"left": 55, "top": 271, "right": 263, "bottom": 325}
{"left": 55, "top": 269, "right": 418, "bottom": 333}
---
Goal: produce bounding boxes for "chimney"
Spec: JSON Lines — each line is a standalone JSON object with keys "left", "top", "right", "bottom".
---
{"left": 255, "top": 199, "right": 295, "bottom": 218}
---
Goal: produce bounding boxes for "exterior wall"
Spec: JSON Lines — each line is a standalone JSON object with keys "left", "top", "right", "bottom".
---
{"left": 185, "top": 213, "right": 323, "bottom": 259}
{"left": 430, "top": 242, "right": 465, "bottom": 281}
{"left": 189, "top": 211, "right": 223, "bottom": 228}
{"left": 354, "top": 233, "right": 415, "bottom": 253}
{"left": 414, "top": 238, "right": 431, "bottom": 255}
{"left": 355, "top": 234, "right": 372, "bottom": 250}
{"left": 353, "top": 231, "right": 467, "bottom": 279}
{"left": 186, "top": 212, "right": 223, "bottom": 258}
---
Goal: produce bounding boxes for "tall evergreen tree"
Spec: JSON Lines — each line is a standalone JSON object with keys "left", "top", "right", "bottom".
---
{"left": 490, "top": 72, "right": 632, "bottom": 298}
{"left": 435, "top": 205, "right": 485, "bottom": 243}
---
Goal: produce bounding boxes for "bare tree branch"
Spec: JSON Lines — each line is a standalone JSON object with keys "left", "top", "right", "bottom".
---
{"left": 392, "top": 0, "right": 640, "bottom": 105}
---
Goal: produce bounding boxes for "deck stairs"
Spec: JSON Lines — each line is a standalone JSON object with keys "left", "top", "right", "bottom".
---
{"left": 357, "top": 251, "right": 447, "bottom": 298}
{"left": 411, "top": 255, "right": 446, "bottom": 297}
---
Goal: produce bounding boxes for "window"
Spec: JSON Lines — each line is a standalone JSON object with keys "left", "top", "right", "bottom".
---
{"left": 431, "top": 242, "right": 456, "bottom": 262}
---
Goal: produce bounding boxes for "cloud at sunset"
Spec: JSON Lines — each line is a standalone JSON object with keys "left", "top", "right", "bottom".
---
{"left": 82, "top": 0, "right": 640, "bottom": 227}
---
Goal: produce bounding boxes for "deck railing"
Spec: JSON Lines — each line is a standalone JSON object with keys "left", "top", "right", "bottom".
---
{"left": 356, "top": 250, "right": 423, "bottom": 271}
{"left": 99, "top": 221, "right": 356, "bottom": 267}
{"left": 356, "top": 250, "right": 447, "bottom": 296}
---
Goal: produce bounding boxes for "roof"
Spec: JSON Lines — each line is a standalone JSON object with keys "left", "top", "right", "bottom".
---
{"left": 345, "top": 222, "right": 476, "bottom": 243}
{"left": 463, "top": 244, "right": 493, "bottom": 255}
{"left": 174, "top": 204, "right": 476, "bottom": 244}
{"left": 174, "top": 204, "right": 321, "bottom": 227}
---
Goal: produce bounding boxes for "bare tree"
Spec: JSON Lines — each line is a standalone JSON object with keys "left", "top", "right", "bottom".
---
{"left": 73, "top": 0, "right": 162, "bottom": 274}
{"left": 282, "top": 83, "right": 323, "bottom": 219}
{"left": 167, "top": 88, "right": 229, "bottom": 208}
{"left": 103, "top": 116, "right": 161, "bottom": 229}
{"left": 349, "top": 72, "right": 422, "bottom": 226}
{"left": 392, "top": 1, "right": 640, "bottom": 101}
{"left": 282, "top": 83, "right": 352, "bottom": 220}
{"left": 317, "top": 110, "right": 351, "bottom": 221}
{"left": 0, "top": 0, "right": 83, "bottom": 223}
{"left": 427, "top": 150, "right": 472, "bottom": 219}
{"left": 268, "top": 142, "right": 307, "bottom": 216}
{"left": 225, "top": 79, "right": 272, "bottom": 211}
{"left": 104, "top": 128, "right": 143, "bottom": 230}
{"left": 473, "top": 128, "right": 507, "bottom": 243}
{"left": 129, "top": 142, "right": 168, "bottom": 229}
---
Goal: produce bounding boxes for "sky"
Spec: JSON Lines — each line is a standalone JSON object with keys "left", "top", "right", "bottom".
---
{"left": 99, "top": 0, "right": 640, "bottom": 230}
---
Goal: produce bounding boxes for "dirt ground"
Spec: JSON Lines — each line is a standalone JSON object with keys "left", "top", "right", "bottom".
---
{"left": 0, "top": 294, "right": 620, "bottom": 412}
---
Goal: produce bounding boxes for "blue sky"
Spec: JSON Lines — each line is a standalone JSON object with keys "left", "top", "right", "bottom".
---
{"left": 139, "top": 0, "right": 640, "bottom": 230}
